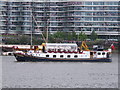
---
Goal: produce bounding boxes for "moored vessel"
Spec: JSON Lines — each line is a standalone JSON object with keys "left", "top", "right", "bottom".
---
{"left": 13, "top": 41, "right": 112, "bottom": 62}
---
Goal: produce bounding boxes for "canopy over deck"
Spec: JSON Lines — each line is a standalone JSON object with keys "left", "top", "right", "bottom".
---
{"left": 45, "top": 43, "right": 78, "bottom": 52}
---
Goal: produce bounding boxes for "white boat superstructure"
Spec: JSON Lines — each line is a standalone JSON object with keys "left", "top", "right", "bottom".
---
{"left": 27, "top": 51, "right": 90, "bottom": 59}
{"left": 26, "top": 50, "right": 111, "bottom": 59}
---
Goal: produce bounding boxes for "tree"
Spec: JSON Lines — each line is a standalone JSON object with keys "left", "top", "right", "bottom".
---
{"left": 52, "top": 31, "right": 66, "bottom": 42}
{"left": 90, "top": 30, "right": 98, "bottom": 41}
{"left": 78, "top": 32, "right": 87, "bottom": 41}
{"left": 70, "top": 31, "right": 77, "bottom": 41}
{"left": 66, "top": 32, "right": 72, "bottom": 40}
{"left": 18, "top": 35, "right": 30, "bottom": 45}
{"left": 48, "top": 33, "right": 55, "bottom": 43}
{"left": 62, "top": 31, "right": 77, "bottom": 41}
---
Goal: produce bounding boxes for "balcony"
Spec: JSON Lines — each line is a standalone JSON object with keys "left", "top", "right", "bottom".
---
{"left": 66, "top": 26, "right": 119, "bottom": 28}
{"left": 67, "top": 5, "right": 119, "bottom": 7}
{"left": 67, "top": 10, "right": 118, "bottom": 12}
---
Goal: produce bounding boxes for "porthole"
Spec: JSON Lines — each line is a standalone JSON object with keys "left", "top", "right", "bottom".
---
{"left": 53, "top": 55, "right": 56, "bottom": 58}
{"left": 60, "top": 55, "right": 63, "bottom": 58}
{"left": 67, "top": 55, "right": 70, "bottom": 58}
{"left": 102, "top": 52, "right": 105, "bottom": 55}
{"left": 98, "top": 52, "right": 101, "bottom": 55}
{"left": 46, "top": 55, "right": 49, "bottom": 57}
{"left": 74, "top": 55, "right": 78, "bottom": 58}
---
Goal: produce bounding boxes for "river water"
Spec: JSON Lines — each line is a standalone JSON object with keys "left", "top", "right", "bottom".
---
{"left": 2, "top": 53, "right": 118, "bottom": 88}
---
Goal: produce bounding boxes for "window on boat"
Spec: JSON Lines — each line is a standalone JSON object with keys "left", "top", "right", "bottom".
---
{"left": 102, "top": 52, "right": 105, "bottom": 55}
{"left": 60, "top": 55, "right": 63, "bottom": 58}
{"left": 53, "top": 55, "right": 56, "bottom": 58}
{"left": 67, "top": 55, "right": 70, "bottom": 58}
{"left": 46, "top": 55, "right": 49, "bottom": 57}
{"left": 74, "top": 55, "right": 78, "bottom": 58}
{"left": 98, "top": 52, "right": 101, "bottom": 55}
{"left": 90, "top": 52, "right": 93, "bottom": 55}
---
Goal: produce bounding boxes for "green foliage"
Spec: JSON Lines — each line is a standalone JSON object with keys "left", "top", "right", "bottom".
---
{"left": 53, "top": 31, "right": 65, "bottom": 39}
{"left": 78, "top": 32, "right": 87, "bottom": 41}
{"left": 67, "top": 31, "right": 77, "bottom": 40}
{"left": 52, "top": 31, "right": 66, "bottom": 43}
{"left": 4, "top": 38, "right": 18, "bottom": 44}
{"left": 72, "top": 31, "right": 77, "bottom": 40}
{"left": 2, "top": 31, "right": 99, "bottom": 45}
{"left": 32, "top": 37, "right": 43, "bottom": 45}
{"left": 18, "top": 35, "right": 30, "bottom": 44}
{"left": 3, "top": 34, "right": 45, "bottom": 45}
{"left": 48, "top": 34, "right": 55, "bottom": 43}
{"left": 52, "top": 31, "right": 77, "bottom": 42}
{"left": 90, "top": 30, "right": 98, "bottom": 41}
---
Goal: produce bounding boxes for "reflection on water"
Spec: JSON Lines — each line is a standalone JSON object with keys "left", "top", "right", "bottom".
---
{"left": 2, "top": 53, "right": 118, "bottom": 88}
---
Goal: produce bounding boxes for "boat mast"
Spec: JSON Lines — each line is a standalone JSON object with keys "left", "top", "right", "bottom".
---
{"left": 32, "top": 16, "right": 46, "bottom": 43}
{"left": 30, "top": 1, "right": 32, "bottom": 46}
{"left": 44, "top": 0, "right": 50, "bottom": 43}
{"left": 30, "top": 29, "right": 32, "bottom": 46}
{"left": 31, "top": 9, "right": 33, "bottom": 46}
{"left": 46, "top": 19, "right": 49, "bottom": 43}
{"left": 29, "top": 1, "right": 47, "bottom": 44}
{"left": 46, "top": 25, "right": 48, "bottom": 43}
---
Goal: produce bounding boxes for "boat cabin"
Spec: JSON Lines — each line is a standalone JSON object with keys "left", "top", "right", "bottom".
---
{"left": 93, "top": 45, "right": 104, "bottom": 51}
{"left": 90, "top": 45, "right": 111, "bottom": 58}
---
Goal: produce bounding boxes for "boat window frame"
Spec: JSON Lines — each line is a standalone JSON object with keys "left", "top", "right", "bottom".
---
{"left": 60, "top": 55, "right": 64, "bottom": 58}
{"left": 74, "top": 55, "right": 78, "bottom": 58}
{"left": 67, "top": 55, "right": 71, "bottom": 58}
{"left": 53, "top": 55, "right": 56, "bottom": 58}
{"left": 102, "top": 52, "right": 105, "bottom": 55}
{"left": 98, "top": 52, "right": 101, "bottom": 55}
{"left": 46, "top": 55, "right": 49, "bottom": 57}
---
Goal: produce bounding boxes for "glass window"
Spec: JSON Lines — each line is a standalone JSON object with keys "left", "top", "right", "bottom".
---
{"left": 113, "top": 2, "right": 118, "bottom": 5}
{"left": 106, "top": 2, "right": 117, "bottom": 5}
{"left": 46, "top": 55, "right": 49, "bottom": 57}
{"left": 93, "top": 17, "right": 104, "bottom": 21}
{"left": 53, "top": 55, "right": 56, "bottom": 58}
{"left": 98, "top": 52, "right": 101, "bottom": 55}
{"left": 68, "top": 2, "right": 83, "bottom": 5}
{"left": 67, "top": 55, "right": 70, "bottom": 58}
{"left": 105, "top": 17, "right": 118, "bottom": 21}
{"left": 102, "top": 52, "right": 105, "bottom": 55}
{"left": 84, "top": 2, "right": 92, "bottom": 5}
{"left": 85, "top": 17, "right": 92, "bottom": 21}
{"left": 60, "top": 55, "right": 63, "bottom": 58}
{"left": 93, "top": 2, "right": 104, "bottom": 5}
{"left": 74, "top": 55, "right": 78, "bottom": 58}
{"left": 24, "top": 27, "right": 30, "bottom": 30}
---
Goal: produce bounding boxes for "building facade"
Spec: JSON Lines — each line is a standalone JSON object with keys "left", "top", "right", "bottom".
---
{"left": 0, "top": 0, "right": 119, "bottom": 39}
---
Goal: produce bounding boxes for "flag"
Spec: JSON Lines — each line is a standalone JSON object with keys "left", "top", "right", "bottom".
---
{"left": 111, "top": 44, "right": 115, "bottom": 50}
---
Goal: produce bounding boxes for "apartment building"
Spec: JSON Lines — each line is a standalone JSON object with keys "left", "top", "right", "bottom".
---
{"left": 0, "top": 0, "right": 119, "bottom": 39}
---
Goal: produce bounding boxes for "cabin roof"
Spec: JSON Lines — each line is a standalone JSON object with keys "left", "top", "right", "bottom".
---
{"left": 45, "top": 43, "right": 77, "bottom": 46}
